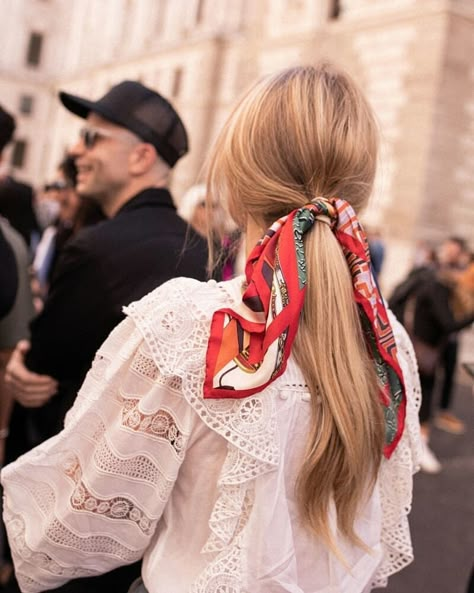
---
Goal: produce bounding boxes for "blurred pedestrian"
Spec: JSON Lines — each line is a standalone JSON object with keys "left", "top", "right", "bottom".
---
{"left": 367, "top": 228, "right": 385, "bottom": 280}
{"left": 0, "top": 216, "right": 35, "bottom": 461}
{"left": 0, "top": 216, "right": 34, "bottom": 588}
{"left": 409, "top": 261, "right": 474, "bottom": 472}
{"left": 389, "top": 236, "right": 474, "bottom": 470}
{"left": 434, "top": 237, "right": 470, "bottom": 435}
{"left": 4, "top": 80, "right": 208, "bottom": 593}
{"left": 32, "top": 155, "right": 104, "bottom": 301}
{"left": 0, "top": 105, "right": 40, "bottom": 253}
{"left": 178, "top": 183, "right": 242, "bottom": 279}
{"left": 2, "top": 64, "right": 421, "bottom": 593}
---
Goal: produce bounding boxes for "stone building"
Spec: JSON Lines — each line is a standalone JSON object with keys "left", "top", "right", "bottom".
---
{"left": 0, "top": 0, "right": 473, "bottom": 288}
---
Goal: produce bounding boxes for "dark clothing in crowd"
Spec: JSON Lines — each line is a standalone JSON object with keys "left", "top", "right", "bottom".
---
{"left": 0, "top": 176, "right": 39, "bottom": 247}
{"left": 47, "top": 200, "right": 106, "bottom": 289}
{"left": 407, "top": 275, "right": 474, "bottom": 424}
{"left": 412, "top": 277, "right": 474, "bottom": 347}
{"left": 0, "top": 225, "right": 17, "bottom": 319}
{"left": 368, "top": 237, "right": 385, "bottom": 279}
{"left": 0, "top": 219, "right": 34, "bottom": 348}
{"left": 438, "top": 338, "right": 458, "bottom": 411}
{"left": 388, "top": 265, "right": 434, "bottom": 326}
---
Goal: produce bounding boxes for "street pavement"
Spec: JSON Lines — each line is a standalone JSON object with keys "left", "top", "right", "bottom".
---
{"left": 379, "top": 377, "right": 474, "bottom": 593}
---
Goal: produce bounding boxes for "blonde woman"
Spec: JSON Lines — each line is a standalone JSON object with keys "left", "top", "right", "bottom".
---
{"left": 1, "top": 64, "right": 421, "bottom": 593}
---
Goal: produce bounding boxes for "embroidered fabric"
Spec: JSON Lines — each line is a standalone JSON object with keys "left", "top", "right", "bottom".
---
{"left": 1, "top": 276, "right": 421, "bottom": 593}
{"left": 1, "top": 318, "right": 194, "bottom": 592}
{"left": 126, "top": 277, "right": 422, "bottom": 592}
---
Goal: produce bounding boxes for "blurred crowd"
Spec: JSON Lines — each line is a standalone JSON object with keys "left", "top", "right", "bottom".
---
{"left": 389, "top": 236, "right": 474, "bottom": 473}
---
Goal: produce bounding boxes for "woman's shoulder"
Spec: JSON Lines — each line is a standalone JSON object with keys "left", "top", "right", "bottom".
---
{"left": 123, "top": 276, "right": 244, "bottom": 374}
{"left": 126, "top": 275, "right": 243, "bottom": 320}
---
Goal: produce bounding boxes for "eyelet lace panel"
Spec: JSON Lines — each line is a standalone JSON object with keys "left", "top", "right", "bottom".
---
{"left": 203, "top": 483, "right": 255, "bottom": 554}
{"left": 4, "top": 502, "right": 107, "bottom": 584}
{"left": 64, "top": 455, "right": 156, "bottom": 535}
{"left": 119, "top": 396, "right": 186, "bottom": 458}
{"left": 190, "top": 540, "right": 246, "bottom": 593}
{"left": 16, "top": 473, "right": 143, "bottom": 563}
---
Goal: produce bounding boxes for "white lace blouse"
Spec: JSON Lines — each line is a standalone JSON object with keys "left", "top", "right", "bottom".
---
{"left": 1, "top": 276, "right": 422, "bottom": 593}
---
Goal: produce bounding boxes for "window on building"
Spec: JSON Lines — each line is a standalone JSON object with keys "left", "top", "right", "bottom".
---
{"left": 287, "top": 0, "right": 305, "bottom": 10}
{"left": 11, "top": 140, "right": 28, "bottom": 169}
{"left": 155, "top": 1, "right": 167, "bottom": 36}
{"left": 328, "top": 0, "right": 341, "bottom": 20}
{"left": 172, "top": 67, "right": 183, "bottom": 97}
{"left": 26, "top": 32, "right": 44, "bottom": 66}
{"left": 19, "top": 95, "right": 34, "bottom": 115}
{"left": 195, "top": 0, "right": 205, "bottom": 24}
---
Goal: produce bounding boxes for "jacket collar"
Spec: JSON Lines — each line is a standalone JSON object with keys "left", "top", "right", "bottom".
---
{"left": 115, "top": 187, "right": 175, "bottom": 217}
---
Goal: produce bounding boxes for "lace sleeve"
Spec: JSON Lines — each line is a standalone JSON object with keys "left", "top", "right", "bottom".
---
{"left": 1, "top": 314, "right": 195, "bottom": 593}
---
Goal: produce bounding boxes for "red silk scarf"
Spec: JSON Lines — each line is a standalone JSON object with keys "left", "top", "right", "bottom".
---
{"left": 204, "top": 198, "right": 406, "bottom": 458}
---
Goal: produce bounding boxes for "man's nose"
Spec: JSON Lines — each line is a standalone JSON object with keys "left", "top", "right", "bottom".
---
{"left": 69, "top": 136, "right": 85, "bottom": 157}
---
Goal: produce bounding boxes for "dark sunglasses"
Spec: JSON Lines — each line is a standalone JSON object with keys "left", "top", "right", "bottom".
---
{"left": 79, "top": 127, "right": 110, "bottom": 149}
{"left": 43, "top": 180, "right": 71, "bottom": 192}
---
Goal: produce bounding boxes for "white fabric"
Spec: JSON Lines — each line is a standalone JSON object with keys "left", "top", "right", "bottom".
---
{"left": 1, "top": 276, "right": 422, "bottom": 593}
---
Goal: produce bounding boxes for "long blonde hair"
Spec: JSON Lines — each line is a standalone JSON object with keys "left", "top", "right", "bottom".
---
{"left": 207, "top": 63, "right": 384, "bottom": 553}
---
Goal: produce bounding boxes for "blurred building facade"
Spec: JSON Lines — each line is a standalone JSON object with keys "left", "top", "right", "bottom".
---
{"left": 0, "top": 0, "right": 473, "bottom": 288}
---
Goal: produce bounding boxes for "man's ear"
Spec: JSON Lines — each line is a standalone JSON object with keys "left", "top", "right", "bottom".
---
{"left": 128, "top": 143, "right": 156, "bottom": 175}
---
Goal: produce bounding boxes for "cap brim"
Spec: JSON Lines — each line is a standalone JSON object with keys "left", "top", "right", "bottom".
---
{"left": 59, "top": 91, "right": 133, "bottom": 131}
{"left": 59, "top": 91, "right": 96, "bottom": 119}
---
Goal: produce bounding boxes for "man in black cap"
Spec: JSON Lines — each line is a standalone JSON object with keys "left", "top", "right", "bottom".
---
{"left": 4, "top": 81, "right": 208, "bottom": 592}
{"left": 0, "top": 104, "right": 40, "bottom": 250}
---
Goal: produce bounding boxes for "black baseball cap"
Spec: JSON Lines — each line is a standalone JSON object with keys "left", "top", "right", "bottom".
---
{"left": 59, "top": 81, "right": 188, "bottom": 168}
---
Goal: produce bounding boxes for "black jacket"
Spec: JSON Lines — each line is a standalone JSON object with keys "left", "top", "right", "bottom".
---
{"left": 23, "top": 187, "right": 208, "bottom": 443}
{"left": 0, "top": 224, "right": 17, "bottom": 319}
{"left": 413, "top": 276, "right": 474, "bottom": 346}
{"left": 0, "top": 176, "right": 39, "bottom": 246}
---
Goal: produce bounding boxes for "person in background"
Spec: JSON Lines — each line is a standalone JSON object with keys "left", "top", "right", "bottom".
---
{"left": 0, "top": 105, "right": 40, "bottom": 254}
{"left": 3, "top": 80, "right": 208, "bottom": 593}
{"left": 2, "top": 63, "right": 421, "bottom": 593}
{"left": 32, "top": 155, "right": 104, "bottom": 302}
{"left": 0, "top": 217, "right": 34, "bottom": 588}
{"left": 367, "top": 228, "right": 385, "bottom": 280}
{"left": 389, "top": 236, "right": 473, "bottom": 472}
{"left": 433, "top": 237, "right": 470, "bottom": 435}
{"left": 409, "top": 257, "right": 474, "bottom": 473}
{"left": 178, "top": 183, "right": 242, "bottom": 280}
{"left": 0, "top": 217, "right": 35, "bottom": 461}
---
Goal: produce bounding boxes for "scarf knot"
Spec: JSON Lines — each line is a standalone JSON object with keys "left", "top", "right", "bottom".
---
{"left": 204, "top": 196, "right": 406, "bottom": 458}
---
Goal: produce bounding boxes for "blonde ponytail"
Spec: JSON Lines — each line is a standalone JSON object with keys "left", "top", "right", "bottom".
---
{"left": 207, "top": 63, "right": 383, "bottom": 553}
{"left": 293, "top": 223, "right": 383, "bottom": 552}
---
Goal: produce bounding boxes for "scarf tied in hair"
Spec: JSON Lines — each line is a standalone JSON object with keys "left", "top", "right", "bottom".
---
{"left": 204, "top": 197, "right": 406, "bottom": 457}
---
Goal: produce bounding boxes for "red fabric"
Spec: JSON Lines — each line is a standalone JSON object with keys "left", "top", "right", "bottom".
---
{"left": 204, "top": 198, "right": 406, "bottom": 457}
